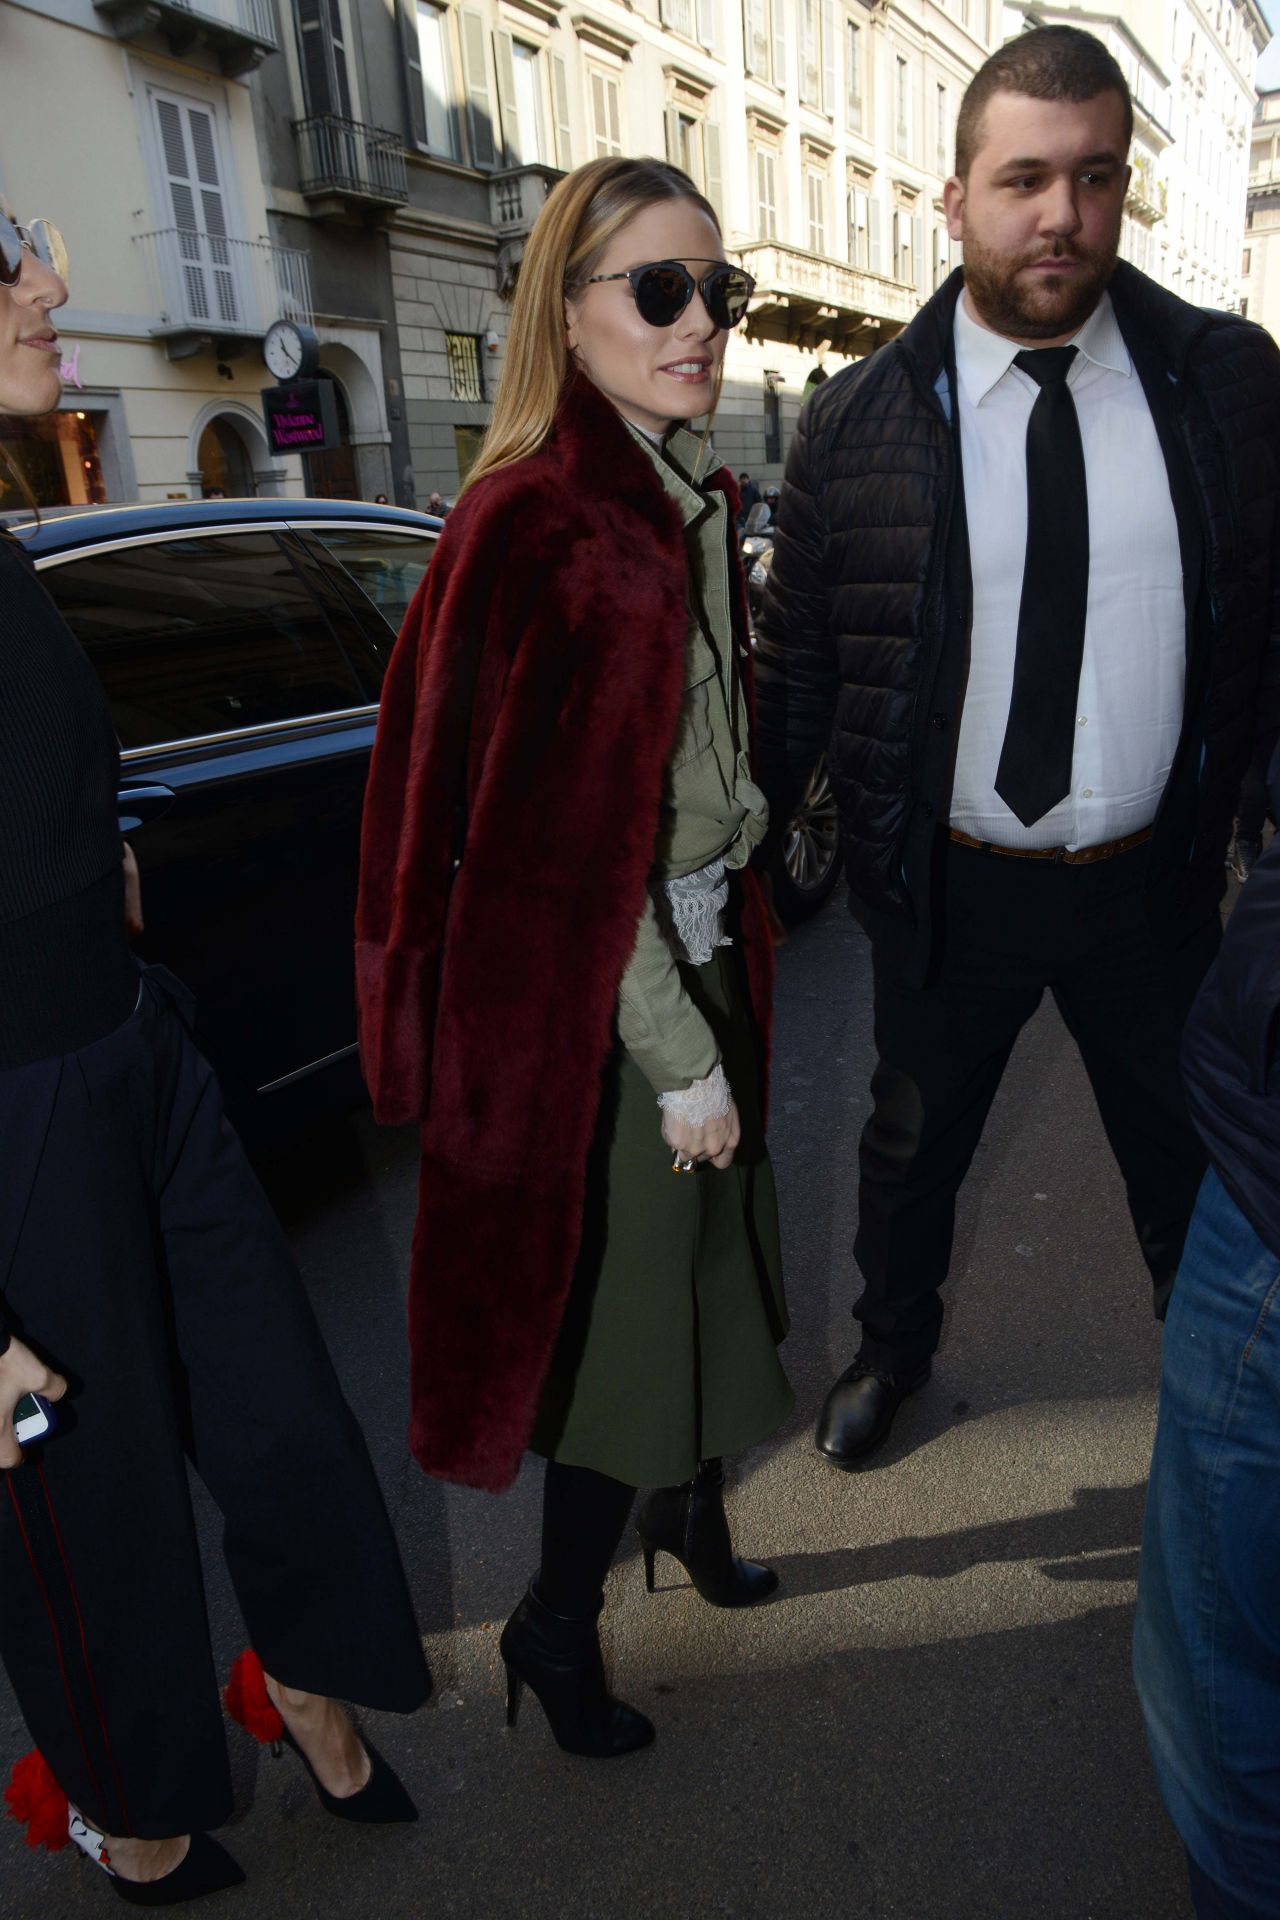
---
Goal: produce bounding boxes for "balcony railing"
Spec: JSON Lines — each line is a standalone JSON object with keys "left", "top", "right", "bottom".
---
{"left": 293, "top": 115, "right": 408, "bottom": 207}
{"left": 134, "top": 229, "right": 313, "bottom": 345}
{"left": 95, "top": 0, "right": 276, "bottom": 76}
{"left": 738, "top": 241, "right": 917, "bottom": 331}
{"left": 490, "top": 164, "right": 563, "bottom": 237}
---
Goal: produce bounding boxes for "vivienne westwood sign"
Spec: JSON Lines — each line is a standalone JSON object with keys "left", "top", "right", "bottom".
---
{"left": 261, "top": 378, "right": 339, "bottom": 453}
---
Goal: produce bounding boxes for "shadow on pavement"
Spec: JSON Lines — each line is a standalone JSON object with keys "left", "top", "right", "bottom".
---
{"left": 765, "top": 1482, "right": 1148, "bottom": 1598}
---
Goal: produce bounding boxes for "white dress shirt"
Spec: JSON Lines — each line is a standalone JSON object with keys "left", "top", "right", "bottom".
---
{"left": 948, "top": 288, "right": 1186, "bottom": 850}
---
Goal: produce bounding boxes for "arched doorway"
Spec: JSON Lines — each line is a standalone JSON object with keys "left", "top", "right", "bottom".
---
{"left": 303, "top": 378, "right": 358, "bottom": 500}
{"left": 197, "top": 415, "right": 256, "bottom": 497}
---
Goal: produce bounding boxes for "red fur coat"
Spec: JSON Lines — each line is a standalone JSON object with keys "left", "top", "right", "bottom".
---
{"left": 356, "top": 375, "right": 775, "bottom": 1492}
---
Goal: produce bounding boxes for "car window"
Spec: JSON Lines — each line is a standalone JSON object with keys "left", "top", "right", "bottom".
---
{"left": 308, "top": 527, "right": 436, "bottom": 638}
{"left": 44, "top": 532, "right": 369, "bottom": 750}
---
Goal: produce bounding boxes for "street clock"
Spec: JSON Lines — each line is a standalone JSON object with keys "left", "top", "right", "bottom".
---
{"left": 263, "top": 320, "right": 320, "bottom": 382}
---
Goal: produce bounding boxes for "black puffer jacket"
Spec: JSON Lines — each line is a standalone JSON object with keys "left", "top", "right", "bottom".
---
{"left": 755, "top": 265, "right": 1280, "bottom": 982}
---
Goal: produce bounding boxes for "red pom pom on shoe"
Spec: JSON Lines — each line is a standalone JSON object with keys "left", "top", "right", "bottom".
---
{"left": 5, "top": 1750, "right": 69, "bottom": 1852}
{"left": 223, "top": 1649, "right": 284, "bottom": 1745}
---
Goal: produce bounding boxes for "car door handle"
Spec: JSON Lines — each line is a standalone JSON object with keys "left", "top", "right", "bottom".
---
{"left": 118, "top": 785, "right": 176, "bottom": 832}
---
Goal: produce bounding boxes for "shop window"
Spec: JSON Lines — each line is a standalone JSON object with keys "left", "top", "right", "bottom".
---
{"left": 0, "top": 409, "right": 106, "bottom": 510}
{"left": 454, "top": 424, "right": 485, "bottom": 483}
{"left": 446, "top": 332, "right": 486, "bottom": 403}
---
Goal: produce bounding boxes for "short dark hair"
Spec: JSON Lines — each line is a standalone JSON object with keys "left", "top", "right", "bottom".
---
{"left": 955, "top": 26, "right": 1133, "bottom": 179}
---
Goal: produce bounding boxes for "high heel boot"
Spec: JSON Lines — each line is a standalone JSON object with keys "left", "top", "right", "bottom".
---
{"left": 499, "top": 1583, "right": 655, "bottom": 1759}
{"left": 636, "top": 1458, "right": 778, "bottom": 1608}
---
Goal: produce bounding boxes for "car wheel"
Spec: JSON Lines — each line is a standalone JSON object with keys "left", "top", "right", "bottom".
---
{"left": 769, "top": 754, "right": 843, "bottom": 924}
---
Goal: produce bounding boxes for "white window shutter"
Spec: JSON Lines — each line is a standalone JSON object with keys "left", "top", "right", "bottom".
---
{"left": 491, "top": 30, "right": 517, "bottom": 164}
{"left": 913, "top": 213, "right": 924, "bottom": 294}
{"left": 820, "top": 0, "right": 835, "bottom": 114}
{"left": 459, "top": 9, "right": 497, "bottom": 167}
{"left": 869, "top": 195, "right": 883, "bottom": 275}
{"left": 665, "top": 104, "right": 681, "bottom": 166}
{"left": 550, "top": 52, "right": 572, "bottom": 169}
{"left": 696, "top": 0, "right": 716, "bottom": 53}
{"left": 703, "top": 121, "right": 724, "bottom": 219}
{"left": 771, "top": 0, "right": 785, "bottom": 91}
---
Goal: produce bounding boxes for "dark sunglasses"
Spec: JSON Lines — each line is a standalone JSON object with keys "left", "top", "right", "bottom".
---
{"left": 0, "top": 215, "right": 68, "bottom": 289}
{"left": 582, "top": 259, "right": 755, "bottom": 331}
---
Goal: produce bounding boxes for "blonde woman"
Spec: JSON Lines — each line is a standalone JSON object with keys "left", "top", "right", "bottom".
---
{"left": 358, "top": 156, "right": 794, "bottom": 1759}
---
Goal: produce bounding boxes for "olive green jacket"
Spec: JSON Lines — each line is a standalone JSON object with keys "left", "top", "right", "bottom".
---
{"left": 617, "top": 422, "right": 768, "bottom": 1091}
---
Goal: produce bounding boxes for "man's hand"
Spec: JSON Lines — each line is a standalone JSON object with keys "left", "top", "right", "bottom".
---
{"left": 0, "top": 1338, "right": 67, "bottom": 1470}
{"left": 122, "top": 841, "right": 143, "bottom": 940}
{"left": 661, "top": 1098, "right": 742, "bottom": 1171}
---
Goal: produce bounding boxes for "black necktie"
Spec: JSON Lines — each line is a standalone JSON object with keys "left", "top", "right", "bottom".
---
{"left": 994, "top": 344, "right": 1089, "bottom": 829}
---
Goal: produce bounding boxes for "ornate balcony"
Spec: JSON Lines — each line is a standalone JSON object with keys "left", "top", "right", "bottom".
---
{"left": 94, "top": 0, "right": 276, "bottom": 76}
{"left": 737, "top": 241, "right": 917, "bottom": 355}
{"left": 293, "top": 115, "right": 408, "bottom": 213}
{"left": 134, "top": 229, "right": 313, "bottom": 358}
{"left": 490, "top": 164, "right": 564, "bottom": 294}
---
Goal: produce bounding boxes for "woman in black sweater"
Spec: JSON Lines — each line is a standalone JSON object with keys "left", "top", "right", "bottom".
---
{"left": 0, "top": 204, "right": 429, "bottom": 1904}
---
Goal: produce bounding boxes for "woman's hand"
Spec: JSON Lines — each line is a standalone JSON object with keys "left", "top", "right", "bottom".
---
{"left": 661, "top": 1099, "right": 741, "bottom": 1171}
{"left": 0, "top": 1338, "right": 67, "bottom": 1470}
{"left": 122, "top": 841, "right": 144, "bottom": 940}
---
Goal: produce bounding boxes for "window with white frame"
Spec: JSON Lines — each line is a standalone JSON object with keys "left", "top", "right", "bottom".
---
{"left": 846, "top": 19, "right": 863, "bottom": 132}
{"left": 895, "top": 205, "right": 913, "bottom": 282}
{"left": 493, "top": 32, "right": 571, "bottom": 169}
{"left": 755, "top": 145, "right": 778, "bottom": 239}
{"left": 665, "top": 96, "right": 724, "bottom": 218}
{"left": 743, "top": 0, "right": 785, "bottom": 86}
{"left": 936, "top": 81, "right": 948, "bottom": 171}
{"left": 589, "top": 67, "right": 622, "bottom": 157}
{"left": 848, "top": 181, "right": 870, "bottom": 267}
{"left": 807, "top": 163, "right": 828, "bottom": 254}
{"left": 416, "top": 2, "right": 459, "bottom": 159}
{"left": 661, "top": 0, "right": 718, "bottom": 51}
{"left": 507, "top": 39, "right": 547, "bottom": 164}
{"left": 895, "top": 55, "right": 911, "bottom": 156}
{"left": 799, "top": 0, "right": 836, "bottom": 110}
{"left": 145, "top": 84, "right": 244, "bottom": 331}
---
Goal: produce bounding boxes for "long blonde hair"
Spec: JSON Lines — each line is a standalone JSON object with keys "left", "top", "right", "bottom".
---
{"left": 462, "top": 156, "right": 723, "bottom": 496}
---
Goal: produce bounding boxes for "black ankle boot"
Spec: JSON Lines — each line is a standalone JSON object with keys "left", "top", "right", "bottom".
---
{"left": 636, "top": 1459, "right": 778, "bottom": 1608}
{"left": 499, "top": 1583, "right": 655, "bottom": 1759}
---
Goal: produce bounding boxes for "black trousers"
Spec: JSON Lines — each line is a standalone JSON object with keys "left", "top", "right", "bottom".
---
{"left": 853, "top": 841, "right": 1220, "bottom": 1373}
{"left": 0, "top": 968, "right": 430, "bottom": 1839}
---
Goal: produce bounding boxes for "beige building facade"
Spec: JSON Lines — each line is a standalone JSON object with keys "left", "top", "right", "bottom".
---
{"left": 385, "top": 0, "right": 996, "bottom": 494}
{"left": 0, "top": 0, "right": 315, "bottom": 507}
{"left": 1243, "top": 87, "right": 1280, "bottom": 340}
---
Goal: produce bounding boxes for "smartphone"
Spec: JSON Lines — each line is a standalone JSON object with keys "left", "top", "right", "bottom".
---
{"left": 13, "top": 1393, "right": 56, "bottom": 1448}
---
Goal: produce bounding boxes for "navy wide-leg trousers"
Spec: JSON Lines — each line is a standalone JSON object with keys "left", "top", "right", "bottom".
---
{"left": 0, "top": 968, "right": 429, "bottom": 1839}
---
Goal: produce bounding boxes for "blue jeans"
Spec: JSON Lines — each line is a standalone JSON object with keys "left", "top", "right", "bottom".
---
{"left": 1134, "top": 1167, "right": 1280, "bottom": 1920}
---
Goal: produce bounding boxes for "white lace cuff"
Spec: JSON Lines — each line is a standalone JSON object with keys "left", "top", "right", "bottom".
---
{"left": 664, "top": 858, "right": 732, "bottom": 965}
{"left": 657, "top": 1062, "right": 732, "bottom": 1124}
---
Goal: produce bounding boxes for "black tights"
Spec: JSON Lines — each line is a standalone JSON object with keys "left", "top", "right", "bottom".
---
{"left": 538, "top": 1461, "right": 637, "bottom": 1617}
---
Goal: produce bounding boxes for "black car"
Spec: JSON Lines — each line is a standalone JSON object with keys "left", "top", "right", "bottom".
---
{"left": 16, "top": 498, "right": 442, "bottom": 1134}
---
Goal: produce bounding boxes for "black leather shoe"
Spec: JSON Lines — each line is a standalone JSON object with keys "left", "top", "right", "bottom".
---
{"left": 636, "top": 1459, "right": 778, "bottom": 1608}
{"left": 814, "top": 1357, "right": 931, "bottom": 1470}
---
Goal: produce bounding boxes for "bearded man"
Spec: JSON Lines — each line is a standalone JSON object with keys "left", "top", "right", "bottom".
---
{"left": 754, "top": 26, "right": 1280, "bottom": 1469}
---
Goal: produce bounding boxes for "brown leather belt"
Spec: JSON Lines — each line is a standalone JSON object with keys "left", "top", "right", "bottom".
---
{"left": 948, "top": 825, "right": 1153, "bottom": 865}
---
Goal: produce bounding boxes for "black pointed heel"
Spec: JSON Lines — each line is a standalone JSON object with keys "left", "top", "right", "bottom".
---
{"left": 279, "top": 1726, "right": 417, "bottom": 1824}
{"left": 505, "top": 1667, "right": 523, "bottom": 1728}
{"left": 635, "top": 1458, "right": 778, "bottom": 1609}
{"left": 104, "top": 1833, "right": 245, "bottom": 1907}
{"left": 499, "top": 1582, "right": 654, "bottom": 1759}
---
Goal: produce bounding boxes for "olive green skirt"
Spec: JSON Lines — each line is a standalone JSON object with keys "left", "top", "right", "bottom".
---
{"left": 529, "top": 944, "right": 793, "bottom": 1488}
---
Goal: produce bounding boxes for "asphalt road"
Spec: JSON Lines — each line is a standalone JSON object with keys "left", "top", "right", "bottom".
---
{"left": 0, "top": 890, "right": 1198, "bottom": 1920}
